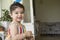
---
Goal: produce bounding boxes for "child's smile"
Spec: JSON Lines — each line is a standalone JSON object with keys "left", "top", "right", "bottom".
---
{"left": 10, "top": 7, "right": 24, "bottom": 22}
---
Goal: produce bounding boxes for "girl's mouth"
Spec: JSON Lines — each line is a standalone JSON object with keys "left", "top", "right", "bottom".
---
{"left": 17, "top": 17, "right": 22, "bottom": 19}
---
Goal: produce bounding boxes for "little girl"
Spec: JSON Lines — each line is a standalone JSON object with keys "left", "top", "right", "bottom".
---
{"left": 5, "top": 2, "right": 34, "bottom": 40}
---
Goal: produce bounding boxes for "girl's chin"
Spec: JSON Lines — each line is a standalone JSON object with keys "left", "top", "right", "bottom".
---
{"left": 17, "top": 19, "right": 22, "bottom": 22}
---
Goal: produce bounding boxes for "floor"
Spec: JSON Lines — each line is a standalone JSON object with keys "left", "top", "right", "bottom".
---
{"left": 40, "top": 36, "right": 60, "bottom": 40}
{"left": 35, "top": 34, "right": 60, "bottom": 40}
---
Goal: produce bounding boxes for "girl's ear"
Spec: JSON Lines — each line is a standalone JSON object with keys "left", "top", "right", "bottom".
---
{"left": 9, "top": 13, "right": 12, "bottom": 18}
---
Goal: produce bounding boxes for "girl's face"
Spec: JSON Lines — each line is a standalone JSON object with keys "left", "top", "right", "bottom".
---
{"left": 10, "top": 7, "right": 24, "bottom": 22}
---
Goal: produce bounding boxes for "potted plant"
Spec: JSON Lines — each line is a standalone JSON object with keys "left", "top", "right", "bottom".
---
{"left": 0, "top": 9, "right": 12, "bottom": 21}
{"left": 0, "top": 9, "right": 12, "bottom": 30}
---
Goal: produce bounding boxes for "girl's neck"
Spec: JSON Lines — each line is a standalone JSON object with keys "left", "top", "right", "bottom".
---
{"left": 12, "top": 20, "right": 21, "bottom": 24}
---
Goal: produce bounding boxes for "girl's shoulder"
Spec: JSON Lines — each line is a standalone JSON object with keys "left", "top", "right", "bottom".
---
{"left": 8, "top": 22, "right": 18, "bottom": 28}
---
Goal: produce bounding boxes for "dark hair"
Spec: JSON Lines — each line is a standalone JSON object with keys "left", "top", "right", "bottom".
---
{"left": 10, "top": 2, "right": 25, "bottom": 13}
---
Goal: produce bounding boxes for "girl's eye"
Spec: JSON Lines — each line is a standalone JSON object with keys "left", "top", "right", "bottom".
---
{"left": 15, "top": 12, "right": 18, "bottom": 14}
{"left": 20, "top": 12, "right": 24, "bottom": 14}
{"left": 20, "top": 13, "right": 23, "bottom": 14}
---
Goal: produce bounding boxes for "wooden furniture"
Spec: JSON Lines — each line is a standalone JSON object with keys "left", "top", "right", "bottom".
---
{"left": 0, "top": 26, "right": 5, "bottom": 31}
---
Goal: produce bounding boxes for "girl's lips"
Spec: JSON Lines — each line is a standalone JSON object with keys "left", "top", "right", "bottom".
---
{"left": 17, "top": 17, "right": 22, "bottom": 19}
